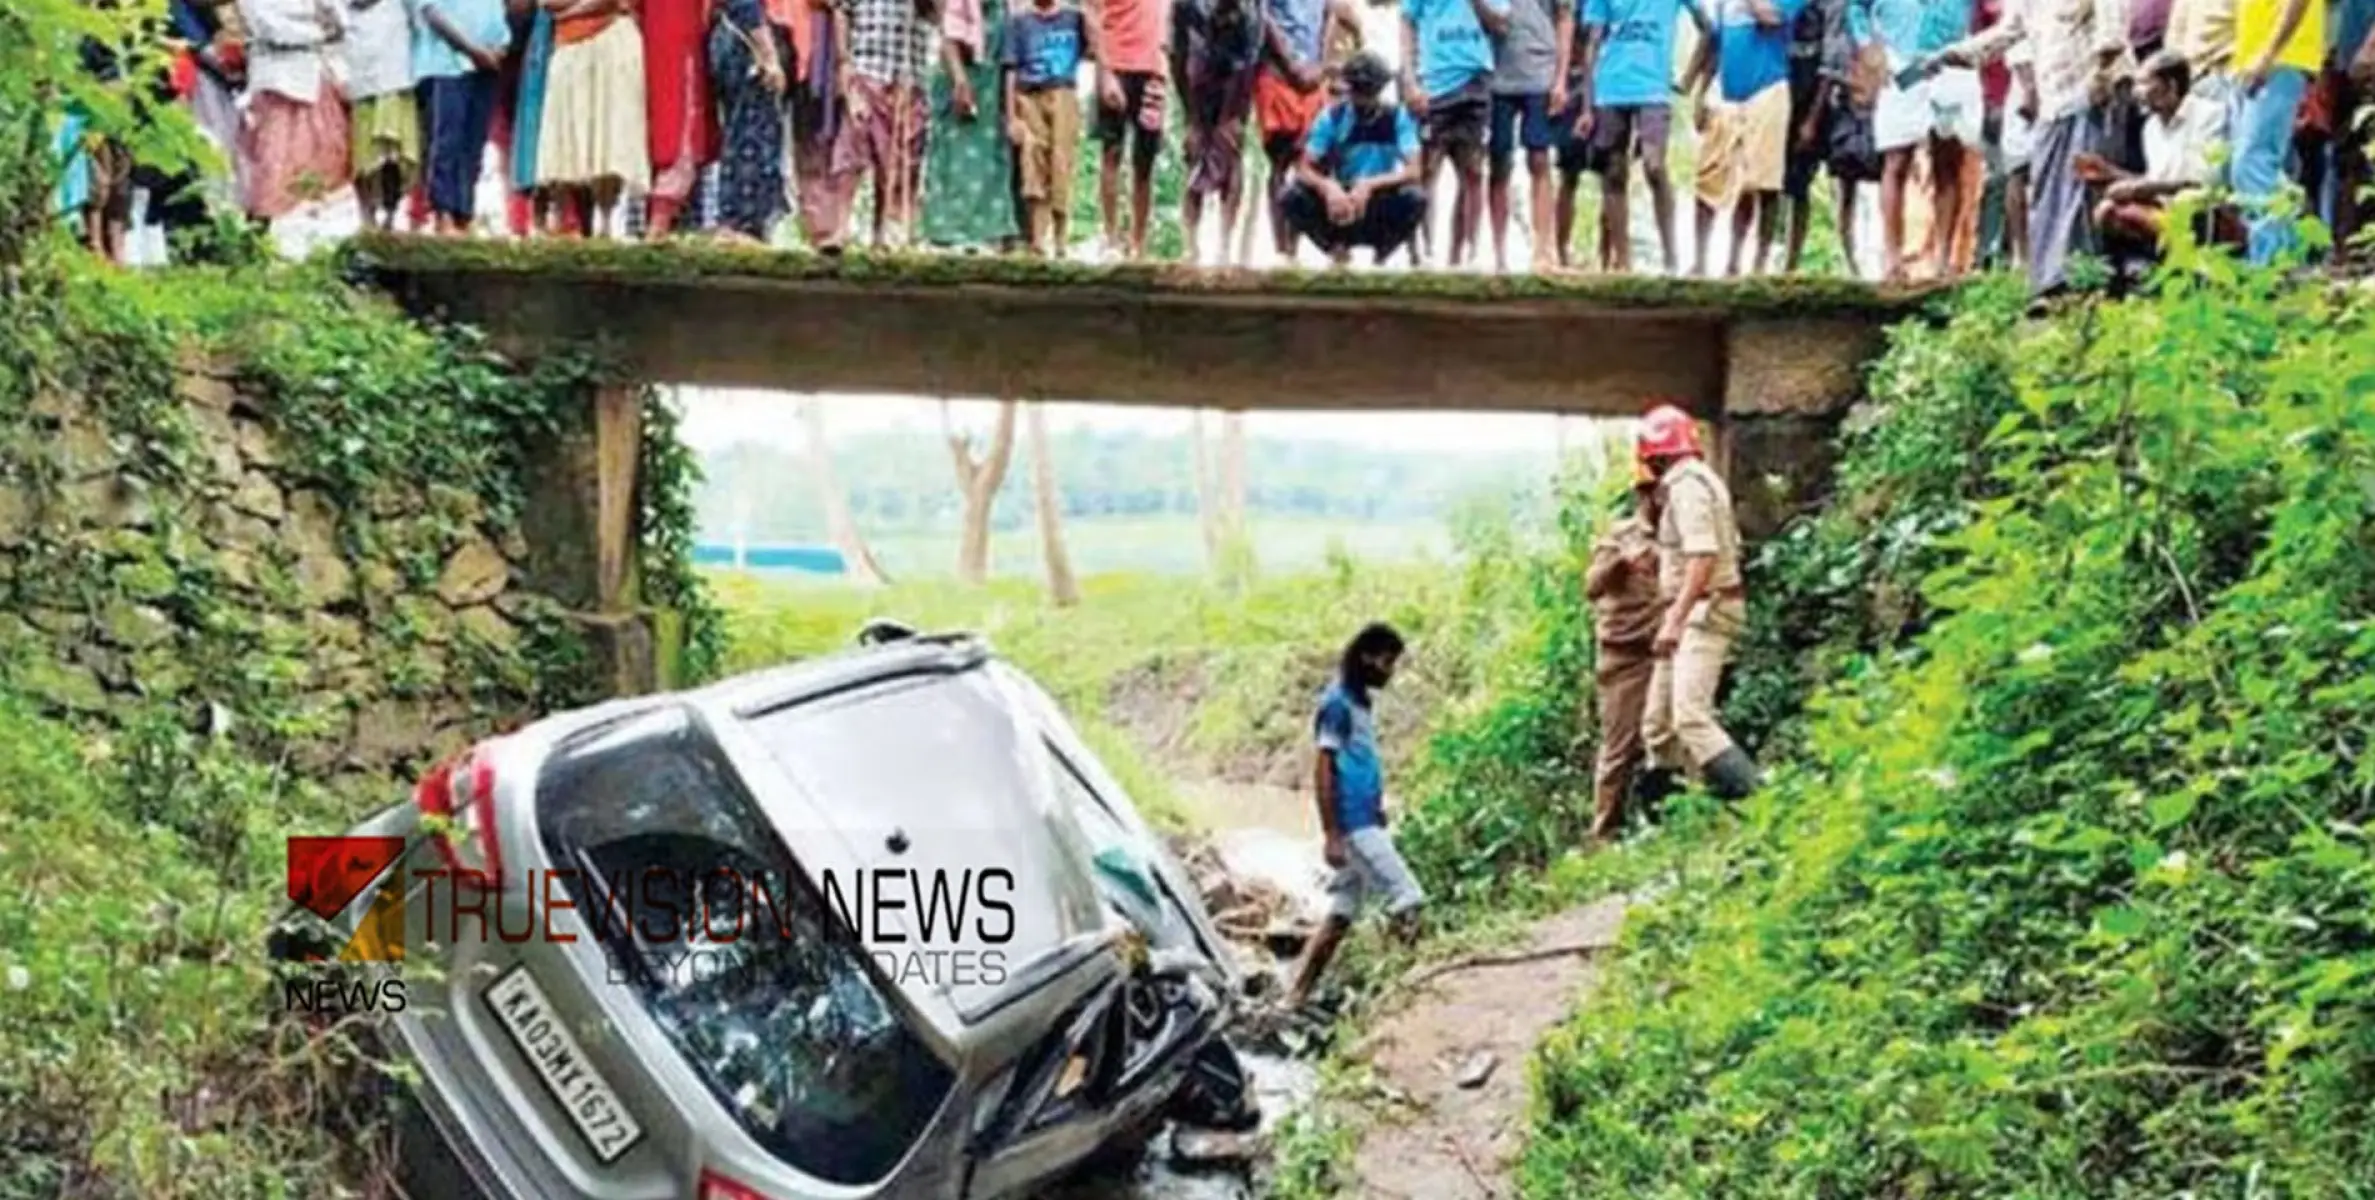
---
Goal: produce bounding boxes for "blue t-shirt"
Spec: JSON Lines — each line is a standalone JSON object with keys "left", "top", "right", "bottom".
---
{"left": 410, "top": 0, "right": 513, "bottom": 81}
{"left": 1583, "top": 0, "right": 1701, "bottom": 108}
{"left": 1303, "top": 101, "right": 1422, "bottom": 183}
{"left": 2339, "top": 0, "right": 2375, "bottom": 58}
{"left": 1271, "top": 0, "right": 1329, "bottom": 65}
{"left": 1004, "top": 7, "right": 1087, "bottom": 90}
{"left": 1404, "top": 0, "right": 1497, "bottom": 100}
{"left": 1314, "top": 682, "right": 1386, "bottom": 832}
{"left": 1715, "top": 0, "right": 1808, "bottom": 101}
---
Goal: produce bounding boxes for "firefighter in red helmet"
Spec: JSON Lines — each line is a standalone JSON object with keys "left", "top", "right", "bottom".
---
{"left": 1633, "top": 402, "right": 1762, "bottom": 800}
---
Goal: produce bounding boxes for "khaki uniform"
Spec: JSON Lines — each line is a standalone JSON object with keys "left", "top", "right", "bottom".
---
{"left": 1585, "top": 514, "right": 1662, "bottom": 838}
{"left": 1644, "top": 458, "right": 1747, "bottom": 774}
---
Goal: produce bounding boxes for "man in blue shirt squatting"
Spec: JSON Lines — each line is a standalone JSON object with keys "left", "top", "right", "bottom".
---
{"left": 1278, "top": 51, "right": 1432, "bottom": 265}
{"left": 1286, "top": 622, "right": 1427, "bottom": 1010}
{"left": 1691, "top": 0, "right": 1813, "bottom": 277}
{"left": 1402, "top": 0, "right": 1508, "bottom": 267}
{"left": 1573, "top": 0, "right": 1714, "bottom": 273}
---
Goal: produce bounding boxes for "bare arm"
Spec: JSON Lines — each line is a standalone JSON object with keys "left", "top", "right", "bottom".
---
{"left": 1470, "top": 0, "right": 1510, "bottom": 37}
{"left": 1313, "top": 749, "right": 1342, "bottom": 840}
{"left": 1549, "top": 5, "right": 1575, "bottom": 106}
{"left": 1402, "top": 14, "right": 1425, "bottom": 108}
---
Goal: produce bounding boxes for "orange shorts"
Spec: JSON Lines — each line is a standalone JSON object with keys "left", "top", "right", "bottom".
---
{"left": 1254, "top": 67, "right": 1327, "bottom": 150}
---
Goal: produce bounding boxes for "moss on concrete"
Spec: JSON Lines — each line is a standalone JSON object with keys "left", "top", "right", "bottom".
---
{"left": 344, "top": 233, "right": 1946, "bottom": 317}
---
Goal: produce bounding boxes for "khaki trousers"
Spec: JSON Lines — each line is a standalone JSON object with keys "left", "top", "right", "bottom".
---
{"left": 1643, "top": 597, "right": 1745, "bottom": 774}
{"left": 1592, "top": 643, "right": 1656, "bottom": 838}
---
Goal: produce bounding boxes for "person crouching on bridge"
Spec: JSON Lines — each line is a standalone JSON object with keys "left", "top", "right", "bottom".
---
{"left": 1582, "top": 461, "right": 1664, "bottom": 845}
{"left": 1279, "top": 51, "right": 1429, "bottom": 265}
{"left": 1636, "top": 403, "right": 1764, "bottom": 801}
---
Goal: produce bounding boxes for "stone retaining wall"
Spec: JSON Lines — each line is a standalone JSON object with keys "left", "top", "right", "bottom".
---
{"left": 0, "top": 357, "right": 565, "bottom": 789}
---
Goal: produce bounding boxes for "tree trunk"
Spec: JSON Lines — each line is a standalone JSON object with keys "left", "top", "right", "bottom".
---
{"left": 1218, "top": 410, "right": 1249, "bottom": 541}
{"left": 799, "top": 399, "right": 889, "bottom": 585}
{"left": 944, "top": 399, "right": 1018, "bottom": 584}
{"left": 1027, "top": 404, "right": 1080, "bottom": 606}
{"left": 1191, "top": 410, "right": 1221, "bottom": 568}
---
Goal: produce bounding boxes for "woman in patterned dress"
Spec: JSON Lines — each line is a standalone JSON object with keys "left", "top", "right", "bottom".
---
{"left": 921, "top": 0, "right": 1020, "bottom": 248}
{"left": 707, "top": 0, "right": 791, "bottom": 239}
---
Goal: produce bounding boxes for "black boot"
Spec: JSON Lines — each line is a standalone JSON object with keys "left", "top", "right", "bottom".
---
{"left": 1703, "top": 746, "right": 1764, "bottom": 800}
{"left": 1632, "top": 767, "right": 1680, "bottom": 823}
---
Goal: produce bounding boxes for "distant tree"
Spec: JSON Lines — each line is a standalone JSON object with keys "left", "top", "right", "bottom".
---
{"left": 1216, "top": 410, "right": 1254, "bottom": 581}
{"left": 798, "top": 399, "right": 888, "bottom": 585}
{"left": 1190, "top": 410, "right": 1220, "bottom": 566}
{"left": 943, "top": 399, "right": 1017, "bottom": 583}
{"left": 1027, "top": 404, "right": 1079, "bottom": 606}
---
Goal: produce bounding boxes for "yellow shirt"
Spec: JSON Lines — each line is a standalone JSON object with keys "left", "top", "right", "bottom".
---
{"left": 2234, "top": 0, "right": 2325, "bottom": 75}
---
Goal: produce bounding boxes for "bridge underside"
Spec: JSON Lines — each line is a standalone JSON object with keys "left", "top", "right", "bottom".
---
{"left": 354, "top": 236, "right": 1927, "bottom": 420}
{"left": 355, "top": 238, "right": 1931, "bottom": 694}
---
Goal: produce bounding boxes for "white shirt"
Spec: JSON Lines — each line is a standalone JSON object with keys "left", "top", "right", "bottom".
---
{"left": 2143, "top": 93, "right": 2214, "bottom": 185}
{"left": 239, "top": 0, "right": 346, "bottom": 101}
{"left": 345, "top": 0, "right": 415, "bottom": 99}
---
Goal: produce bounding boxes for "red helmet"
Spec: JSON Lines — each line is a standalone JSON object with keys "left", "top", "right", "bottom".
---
{"left": 1636, "top": 403, "right": 1702, "bottom": 462}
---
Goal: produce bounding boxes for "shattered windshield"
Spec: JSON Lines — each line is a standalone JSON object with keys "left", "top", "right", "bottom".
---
{"left": 536, "top": 710, "right": 954, "bottom": 1186}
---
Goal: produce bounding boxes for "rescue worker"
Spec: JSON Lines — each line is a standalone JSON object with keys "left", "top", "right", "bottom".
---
{"left": 1582, "top": 461, "right": 1664, "bottom": 844}
{"left": 1636, "top": 401, "right": 1763, "bottom": 800}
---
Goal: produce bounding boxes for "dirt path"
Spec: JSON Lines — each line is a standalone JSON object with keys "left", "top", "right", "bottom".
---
{"left": 1339, "top": 897, "right": 1628, "bottom": 1200}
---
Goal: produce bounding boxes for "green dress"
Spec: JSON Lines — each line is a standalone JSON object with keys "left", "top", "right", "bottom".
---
{"left": 922, "top": 0, "right": 1020, "bottom": 247}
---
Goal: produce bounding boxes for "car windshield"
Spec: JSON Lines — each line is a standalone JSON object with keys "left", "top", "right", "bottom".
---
{"left": 535, "top": 708, "right": 954, "bottom": 1187}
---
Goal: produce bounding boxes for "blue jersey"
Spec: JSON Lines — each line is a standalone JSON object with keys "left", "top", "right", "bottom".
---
{"left": 1584, "top": 0, "right": 1704, "bottom": 108}
{"left": 1315, "top": 681, "right": 1386, "bottom": 832}
{"left": 1404, "top": 0, "right": 1497, "bottom": 100}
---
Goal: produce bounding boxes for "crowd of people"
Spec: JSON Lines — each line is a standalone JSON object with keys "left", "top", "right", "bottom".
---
{"left": 50, "top": 0, "right": 2375, "bottom": 284}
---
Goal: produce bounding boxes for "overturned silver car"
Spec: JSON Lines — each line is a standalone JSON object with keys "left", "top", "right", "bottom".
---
{"left": 284, "top": 630, "right": 1248, "bottom": 1199}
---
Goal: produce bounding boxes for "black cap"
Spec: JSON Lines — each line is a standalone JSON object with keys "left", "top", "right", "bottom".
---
{"left": 1342, "top": 50, "right": 1392, "bottom": 95}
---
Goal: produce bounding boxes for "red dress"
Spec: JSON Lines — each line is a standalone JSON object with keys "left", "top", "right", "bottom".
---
{"left": 640, "top": 0, "right": 720, "bottom": 197}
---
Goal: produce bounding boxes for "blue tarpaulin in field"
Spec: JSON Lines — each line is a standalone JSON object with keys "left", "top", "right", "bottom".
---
{"left": 691, "top": 544, "right": 848, "bottom": 574}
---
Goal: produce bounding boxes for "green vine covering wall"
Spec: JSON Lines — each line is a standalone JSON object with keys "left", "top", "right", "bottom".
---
{"left": 0, "top": 246, "right": 721, "bottom": 1196}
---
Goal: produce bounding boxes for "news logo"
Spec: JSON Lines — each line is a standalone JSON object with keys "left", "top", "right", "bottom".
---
{"left": 282, "top": 836, "right": 409, "bottom": 1013}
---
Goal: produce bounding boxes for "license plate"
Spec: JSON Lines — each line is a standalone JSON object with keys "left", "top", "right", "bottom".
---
{"left": 482, "top": 965, "right": 646, "bottom": 1166}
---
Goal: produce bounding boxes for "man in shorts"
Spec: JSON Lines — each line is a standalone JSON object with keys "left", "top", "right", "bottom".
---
{"left": 1488, "top": 0, "right": 1578, "bottom": 271}
{"left": 1258, "top": 0, "right": 1365, "bottom": 261}
{"left": 1401, "top": 0, "right": 1501, "bottom": 267}
{"left": 1287, "top": 622, "right": 1426, "bottom": 1010}
{"left": 1849, "top": 0, "right": 1983, "bottom": 280}
{"left": 1576, "top": 0, "right": 1710, "bottom": 272}
{"left": 1552, "top": 13, "right": 1612, "bottom": 267}
{"left": 1089, "top": 0, "right": 1174, "bottom": 259}
{"left": 1694, "top": 0, "right": 1809, "bottom": 275}
{"left": 1173, "top": 0, "right": 1266, "bottom": 263}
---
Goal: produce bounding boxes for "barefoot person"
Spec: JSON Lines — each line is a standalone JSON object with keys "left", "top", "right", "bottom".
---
{"left": 1287, "top": 622, "right": 1426, "bottom": 1010}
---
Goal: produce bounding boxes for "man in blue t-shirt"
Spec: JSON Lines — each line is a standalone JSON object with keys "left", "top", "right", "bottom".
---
{"left": 1402, "top": 0, "right": 1507, "bottom": 267}
{"left": 1287, "top": 622, "right": 1426, "bottom": 1010}
{"left": 1279, "top": 51, "right": 1431, "bottom": 263}
{"left": 1690, "top": 0, "right": 1809, "bottom": 276}
{"left": 1574, "top": 0, "right": 1711, "bottom": 272}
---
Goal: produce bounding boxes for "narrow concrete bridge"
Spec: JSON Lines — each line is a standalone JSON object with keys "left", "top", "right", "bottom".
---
{"left": 352, "top": 235, "right": 1936, "bottom": 689}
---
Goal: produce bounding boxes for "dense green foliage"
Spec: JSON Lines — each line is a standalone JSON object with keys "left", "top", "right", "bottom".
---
{"left": 1523, "top": 267, "right": 2375, "bottom": 1194}
{"left": 0, "top": 241, "right": 724, "bottom": 1192}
